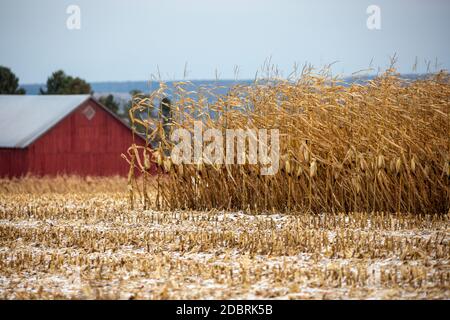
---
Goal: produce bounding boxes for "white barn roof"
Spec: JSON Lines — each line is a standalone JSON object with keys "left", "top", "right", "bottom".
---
{"left": 0, "top": 95, "right": 90, "bottom": 148}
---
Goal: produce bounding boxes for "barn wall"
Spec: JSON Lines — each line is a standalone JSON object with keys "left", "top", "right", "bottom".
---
{"left": 26, "top": 99, "right": 144, "bottom": 176}
{"left": 0, "top": 148, "right": 28, "bottom": 177}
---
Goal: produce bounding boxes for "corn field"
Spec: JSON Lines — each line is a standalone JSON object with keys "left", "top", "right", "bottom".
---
{"left": 126, "top": 68, "right": 450, "bottom": 214}
{"left": 1, "top": 68, "right": 449, "bottom": 300}
{"left": 0, "top": 178, "right": 449, "bottom": 299}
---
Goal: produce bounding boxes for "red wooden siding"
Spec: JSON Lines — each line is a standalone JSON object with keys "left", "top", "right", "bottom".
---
{"left": 0, "top": 98, "right": 146, "bottom": 177}
{"left": 0, "top": 148, "right": 28, "bottom": 177}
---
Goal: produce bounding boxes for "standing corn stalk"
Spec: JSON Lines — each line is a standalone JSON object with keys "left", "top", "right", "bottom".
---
{"left": 125, "top": 69, "right": 450, "bottom": 214}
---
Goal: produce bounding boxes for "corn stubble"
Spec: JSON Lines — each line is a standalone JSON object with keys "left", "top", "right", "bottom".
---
{"left": 0, "top": 180, "right": 448, "bottom": 299}
{"left": 126, "top": 69, "right": 450, "bottom": 214}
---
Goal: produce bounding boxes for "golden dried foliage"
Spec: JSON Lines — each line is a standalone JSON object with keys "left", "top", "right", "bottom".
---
{"left": 126, "top": 69, "right": 450, "bottom": 214}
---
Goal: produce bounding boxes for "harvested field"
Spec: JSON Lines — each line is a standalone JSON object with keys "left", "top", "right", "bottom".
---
{"left": 0, "top": 178, "right": 448, "bottom": 299}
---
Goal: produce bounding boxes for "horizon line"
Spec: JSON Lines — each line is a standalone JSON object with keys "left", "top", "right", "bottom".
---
{"left": 20, "top": 71, "right": 436, "bottom": 87}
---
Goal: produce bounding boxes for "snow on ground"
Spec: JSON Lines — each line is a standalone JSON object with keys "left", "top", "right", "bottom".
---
{"left": 0, "top": 193, "right": 449, "bottom": 299}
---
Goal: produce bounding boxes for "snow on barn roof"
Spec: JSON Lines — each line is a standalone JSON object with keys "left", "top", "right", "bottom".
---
{"left": 0, "top": 95, "right": 90, "bottom": 148}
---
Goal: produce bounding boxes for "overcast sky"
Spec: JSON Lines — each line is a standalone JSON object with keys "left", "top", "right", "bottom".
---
{"left": 1, "top": 0, "right": 449, "bottom": 83}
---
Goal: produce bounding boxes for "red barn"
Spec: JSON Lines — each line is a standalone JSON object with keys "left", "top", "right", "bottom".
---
{"left": 0, "top": 95, "right": 145, "bottom": 177}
